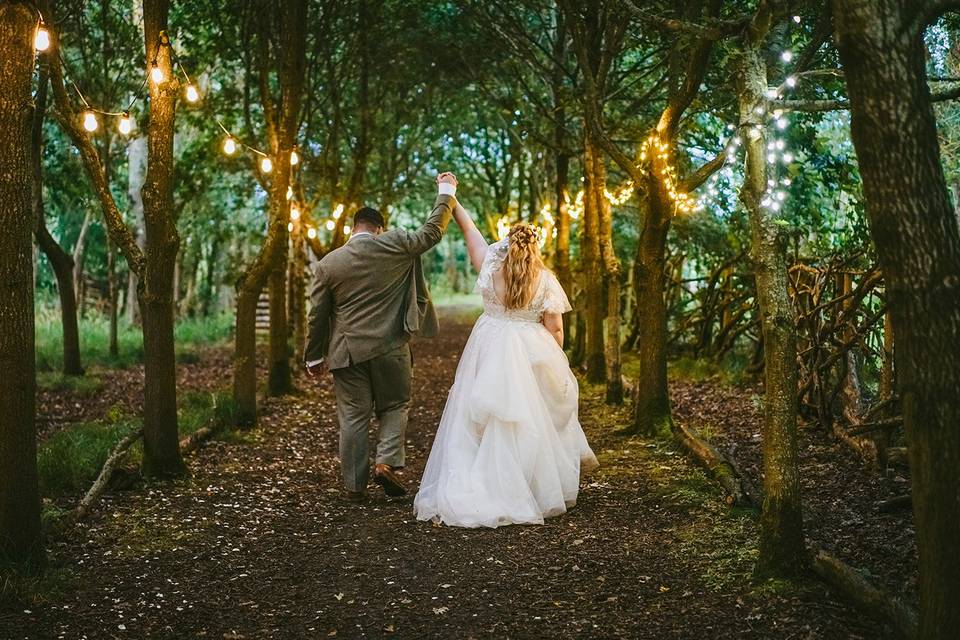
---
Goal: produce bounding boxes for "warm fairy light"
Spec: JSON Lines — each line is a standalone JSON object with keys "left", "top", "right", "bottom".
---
{"left": 118, "top": 112, "right": 133, "bottom": 135}
{"left": 793, "top": 15, "right": 801, "bottom": 23}
{"left": 290, "top": 206, "right": 301, "bottom": 221}
{"left": 290, "top": 149, "right": 300, "bottom": 166}
{"left": 35, "top": 26, "right": 50, "bottom": 51}
{"left": 568, "top": 190, "right": 585, "bottom": 219}
{"left": 260, "top": 157, "right": 273, "bottom": 173}
{"left": 785, "top": 75, "right": 797, "bottom": 88}
{"left": 307, "top": 226, "right": 317, "bottom": 239}
{"left": 150, "top": 64, "right": 165, "bottom": 84}
{"left": 223, "top": 136, "right": 237, "bottom": 155}
{"left": 287, "top": 222, "right": 294, "bottom": 232}
{"left": 286, "top": 186, "right": 293, "bottom": 200}
{"left": 780, "top": 50, "right": 793, "bottom": 63}
{"left": 332, "top": 204, "right": 344, "bottom": 219}
{"left": 325, "top": 220, "right": 335, "bottom": 231}
{"left": 344, "top": 225, "right": 352, "bottom": 235}
{"left": 185, "top": 84, "right": 200, "bottom": 103}
{"left": 82, "top": 111, "right": 98, "bottom": 132}
{"left": 604, "top": 182, "right": 635, "bottom": 206}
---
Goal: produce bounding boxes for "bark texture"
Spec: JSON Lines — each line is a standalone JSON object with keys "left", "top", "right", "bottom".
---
{"left": 834, "top": 2, "right": 960, "bottom": 636}
{"left": 736, "top": 33, "right": 805, "bottom": 578}
{"left": 0, "top": 1, "right": 43, "bottom": 566}
{"left": 138, "top": 0, "right": 184, "bottom": 477}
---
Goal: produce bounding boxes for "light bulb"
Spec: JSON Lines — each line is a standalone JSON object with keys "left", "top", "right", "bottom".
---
{"left": 343, "top": 225, "right": 351, "bottom": 235}
{"left": 286, "top": 186, "right": 293, "bottom": 200}
{"left": 290, "top": 149, "right": 299, "bottom": 166}
{"left": 786, "top": 75, "right": 797, "bottom": 88}
{"left": 782, "top": 152, "right": 794, "bottom": 164}
{"left": 307, "top": 227, "right": 317, "bottom": 239}
{"left": 287, "top": 222, "right": 294, "bottom": 232}
{"left": 82, "top": 111, "right": 98, "bottom": 132}
{"left": 150, "top": 65, "right": 164, "bottom": 84}
{"left": 765, "top": 88, "right": 778, "bottom": 99}
{"left": 185, "top": 84, "right": 200, "bottom": 103}
{"left": 793, "top": 15, "right": 801, "bottom": 23}
{"left": 332, "top": 204, "right": 344, "bottom": 219}
{"left": 118, "top": 113, "right": 133, "bottom": 135}
{"left": 260, "top": 157, "right": 273, "bottom": 173}
{"left": 35, "top": 26, "right": 50, "bottom": 52}
{"left": 781, "top": 50, "right": 793, "bottom": 63}
{"left": 325, "top": 220, "right": 335, "bottom": 231}
{"left": 223, "top": 137, "right": 237, "bottom": 155}
{"left": 776, "top": 118, "right": 788, "bottom": 130}
{"left": 290, "top": 206, "right": 301, "bottom": 221}
{"left": 775, "top": 139, "right": 785, "bottom": 150}
{"left": 767, "top": 153, "right": 777, "bottom": 164}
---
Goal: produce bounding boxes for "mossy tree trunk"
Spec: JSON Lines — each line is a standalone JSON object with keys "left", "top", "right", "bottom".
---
{"left": 736, "top": 26, "right": 805, "bottom": 578}
{"left": 233, "top": 0, "right": 307, "bottom": 426}
{"left": 0, "top": 0, "right": 43, "bottom": 567}
{"left": 834, "top": 1, "right": 960, "bottom": 635}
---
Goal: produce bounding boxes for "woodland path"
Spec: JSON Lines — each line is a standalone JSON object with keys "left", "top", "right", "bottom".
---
{"left": 5, "top": 308, "right": 890, "bottom": 639}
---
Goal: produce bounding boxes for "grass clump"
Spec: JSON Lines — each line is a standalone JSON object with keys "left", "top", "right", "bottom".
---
{"left": 37, "top": 420, "right": 141, "bottom": 495}
{"left": 35, "top": 309, "right": 235, "bottom": 372}
{"left": 36, "top": 371, "right": 103, "bottom": 396}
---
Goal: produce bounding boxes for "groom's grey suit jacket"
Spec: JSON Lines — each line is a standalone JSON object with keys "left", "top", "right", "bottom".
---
{"left": 304, "top": 194, "right": 455, "bottom": 371}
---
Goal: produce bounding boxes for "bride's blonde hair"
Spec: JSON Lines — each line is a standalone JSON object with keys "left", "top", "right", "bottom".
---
{"left": 504, "top": 222, "right": 544, "bottom": 309}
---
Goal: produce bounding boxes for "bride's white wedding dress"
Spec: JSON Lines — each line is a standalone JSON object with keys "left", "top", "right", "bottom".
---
{"left": 414, "top": 239, "right": 598, "bottom": 528}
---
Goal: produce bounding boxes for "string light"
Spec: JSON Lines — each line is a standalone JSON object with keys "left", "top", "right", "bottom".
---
{"left": 185, "top": 84, "right": 200, "bottom": 103}
{"left": 223, "top": 136, "right": 237, "bottom": 155}
{"left": 344, "top": 225, "right": 352, "bottom": 235}
{"left": 118, "top": 112, "right": 133, "bottom": 135}
{"left": 286, "top": 186, "right": 293, "bottom": 200}
{"left": 307, "top": 227, "right": 317, "bottom": 239}
{"left": 290, "top": 148, "right": 300, "bottom": 166}
{"left": 260, "top": 156, "right": 273, "bottom": 173}
{"left": 325, "top": 220, "right": 335, "bottom": 231}
{"left": 150, "top": 64, "right": 164, "bottom": 84}
{"left": 781, "top": 50, "right": 793, "bottom": 63}
{"left": 332, "top": 204, "right": 344, "bottom": 219}
{"left": 290, "top": 206, "right": 301, "bottom": 221}
{"left": 287, "top": 222, "right": 294, "bottom": 232}
{"left": 82, "top": 110, "right": 98, "bottom": 132}
{"left": 34, "top": 24, "right": 50, "bottom": 51}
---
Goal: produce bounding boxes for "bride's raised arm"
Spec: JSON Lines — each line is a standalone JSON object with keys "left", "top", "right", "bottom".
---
{"left": 453, "top": 202, "right": 489, "bottom": 272}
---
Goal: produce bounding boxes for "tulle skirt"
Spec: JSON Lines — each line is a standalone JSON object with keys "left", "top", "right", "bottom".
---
{"left": 414, "top": 313, "right": 598, "bottom": 528}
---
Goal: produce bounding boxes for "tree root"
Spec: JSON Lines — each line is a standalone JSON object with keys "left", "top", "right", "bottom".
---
{"left": 810, "top": 550, "right": 917, "bottom": 639}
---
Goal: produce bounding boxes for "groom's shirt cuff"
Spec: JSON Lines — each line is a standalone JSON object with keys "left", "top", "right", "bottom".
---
{"left": 306, "top": 358, "right": 324, "bottom": 367}
{"left": 438, "top": 183, "right": 457, "bottom": 197}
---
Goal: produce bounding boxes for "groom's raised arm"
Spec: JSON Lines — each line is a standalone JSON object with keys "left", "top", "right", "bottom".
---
{"left": 397, "top": 177, "right": 457, "bottom": 256}
{"left": 304, "top": 263, "right": 333, "bottom": 365}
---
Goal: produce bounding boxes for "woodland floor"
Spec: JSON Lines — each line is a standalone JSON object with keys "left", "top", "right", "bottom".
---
{"left": 5, "top": 307, "right": 913, "bottom": 639}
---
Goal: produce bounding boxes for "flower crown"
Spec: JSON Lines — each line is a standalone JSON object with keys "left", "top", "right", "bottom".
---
{"left": 508, "top": 223, "right": 540, "bottom": 248}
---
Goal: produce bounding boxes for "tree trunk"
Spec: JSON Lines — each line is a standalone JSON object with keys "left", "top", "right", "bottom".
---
{"left": 126, "top": 135, "right": 147, "bottom": 325}
{"left": 0, "top": 1, "right": 43, "bottom": 566}
{"left": 582, "top": 135, "right": 606, "bottom": 383}
{"left": 834, "top": 2, "right": 960, "bottom": 635}
{"left": 139, "top": 0, "right": 184, "bottom": 478}
{"left": 590, "top": 141, "right": 622, "bottom": 404}
{"left": 267, "top": 248, "right": 291, "bottom": 396}
{"left": 233, "top": 0, "right": 306, "bottom": 425}
{"left": 631, "top": 190, "right": 672, "bottom": 435}
{"left": 31, "top": 63, "right": 83, "bottom": 375}
{"left": 737, "top": 42, "right": 806, "bottom": 578}
{"left": 289, "top": 226, "right": 307, "bottom": 357}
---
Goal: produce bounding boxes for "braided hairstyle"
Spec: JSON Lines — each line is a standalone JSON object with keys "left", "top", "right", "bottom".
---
{"left": 503, "top": 222, "right": 544, "bottom": 309}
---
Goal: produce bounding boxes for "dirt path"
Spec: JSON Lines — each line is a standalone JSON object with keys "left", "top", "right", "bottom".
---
{"left": 6, "top": 309, "right": 888, "bottom": 639}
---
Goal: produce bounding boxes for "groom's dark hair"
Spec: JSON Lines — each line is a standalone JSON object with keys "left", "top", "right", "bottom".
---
{"left": 354, "top": 207, "right": 385, "bottom": 230}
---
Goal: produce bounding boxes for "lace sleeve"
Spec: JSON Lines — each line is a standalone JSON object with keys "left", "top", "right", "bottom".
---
{"left": 540, "top": 270, "right": 572, "bottom": 314}
{"left": 474, "top": 239, "right": 508, "bottom": 294}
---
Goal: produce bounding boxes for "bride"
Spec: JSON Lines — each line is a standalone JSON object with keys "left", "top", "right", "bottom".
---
{"left": 413, "top": 201, "right": 598, "bottom": 528}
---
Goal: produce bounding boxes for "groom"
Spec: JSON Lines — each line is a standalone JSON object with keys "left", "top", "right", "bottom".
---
{"left": 304, "top": 173, "right": 458, "bottom": 501}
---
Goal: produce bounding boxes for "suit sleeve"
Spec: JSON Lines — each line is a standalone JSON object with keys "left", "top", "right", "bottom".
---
{"left": 397, "top": 194, "right": 456, "bottom": 256}
{"left": 304, "top": 263, "right": 333, "bottom": 363}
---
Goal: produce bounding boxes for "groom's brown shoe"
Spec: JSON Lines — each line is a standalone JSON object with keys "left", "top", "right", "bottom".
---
{"left": 373, "top": 464, "right": 407, "bottom": 497}
{"left": 344, "top": 489, "right": 368, "bottom": 503}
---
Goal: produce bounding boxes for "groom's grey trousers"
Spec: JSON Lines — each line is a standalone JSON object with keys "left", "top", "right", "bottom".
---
{"left": 331, "top": 344, "right": 413, "bottom": 491}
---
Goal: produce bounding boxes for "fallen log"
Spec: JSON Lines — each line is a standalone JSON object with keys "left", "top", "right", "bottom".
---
{"left": 811, "top": 550, "right": 917, "bottom": 639}
{"left": 179, "top": 423, "right": 219, "bottom": 456}
{"left": 876, "top": 493, "right": 912, "bottom": 514}
{"left": 71, "top": 428, "right": 143, "bottom": 522}
{"left": 672, "top": 420, "right": 760, "bottom": 507}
